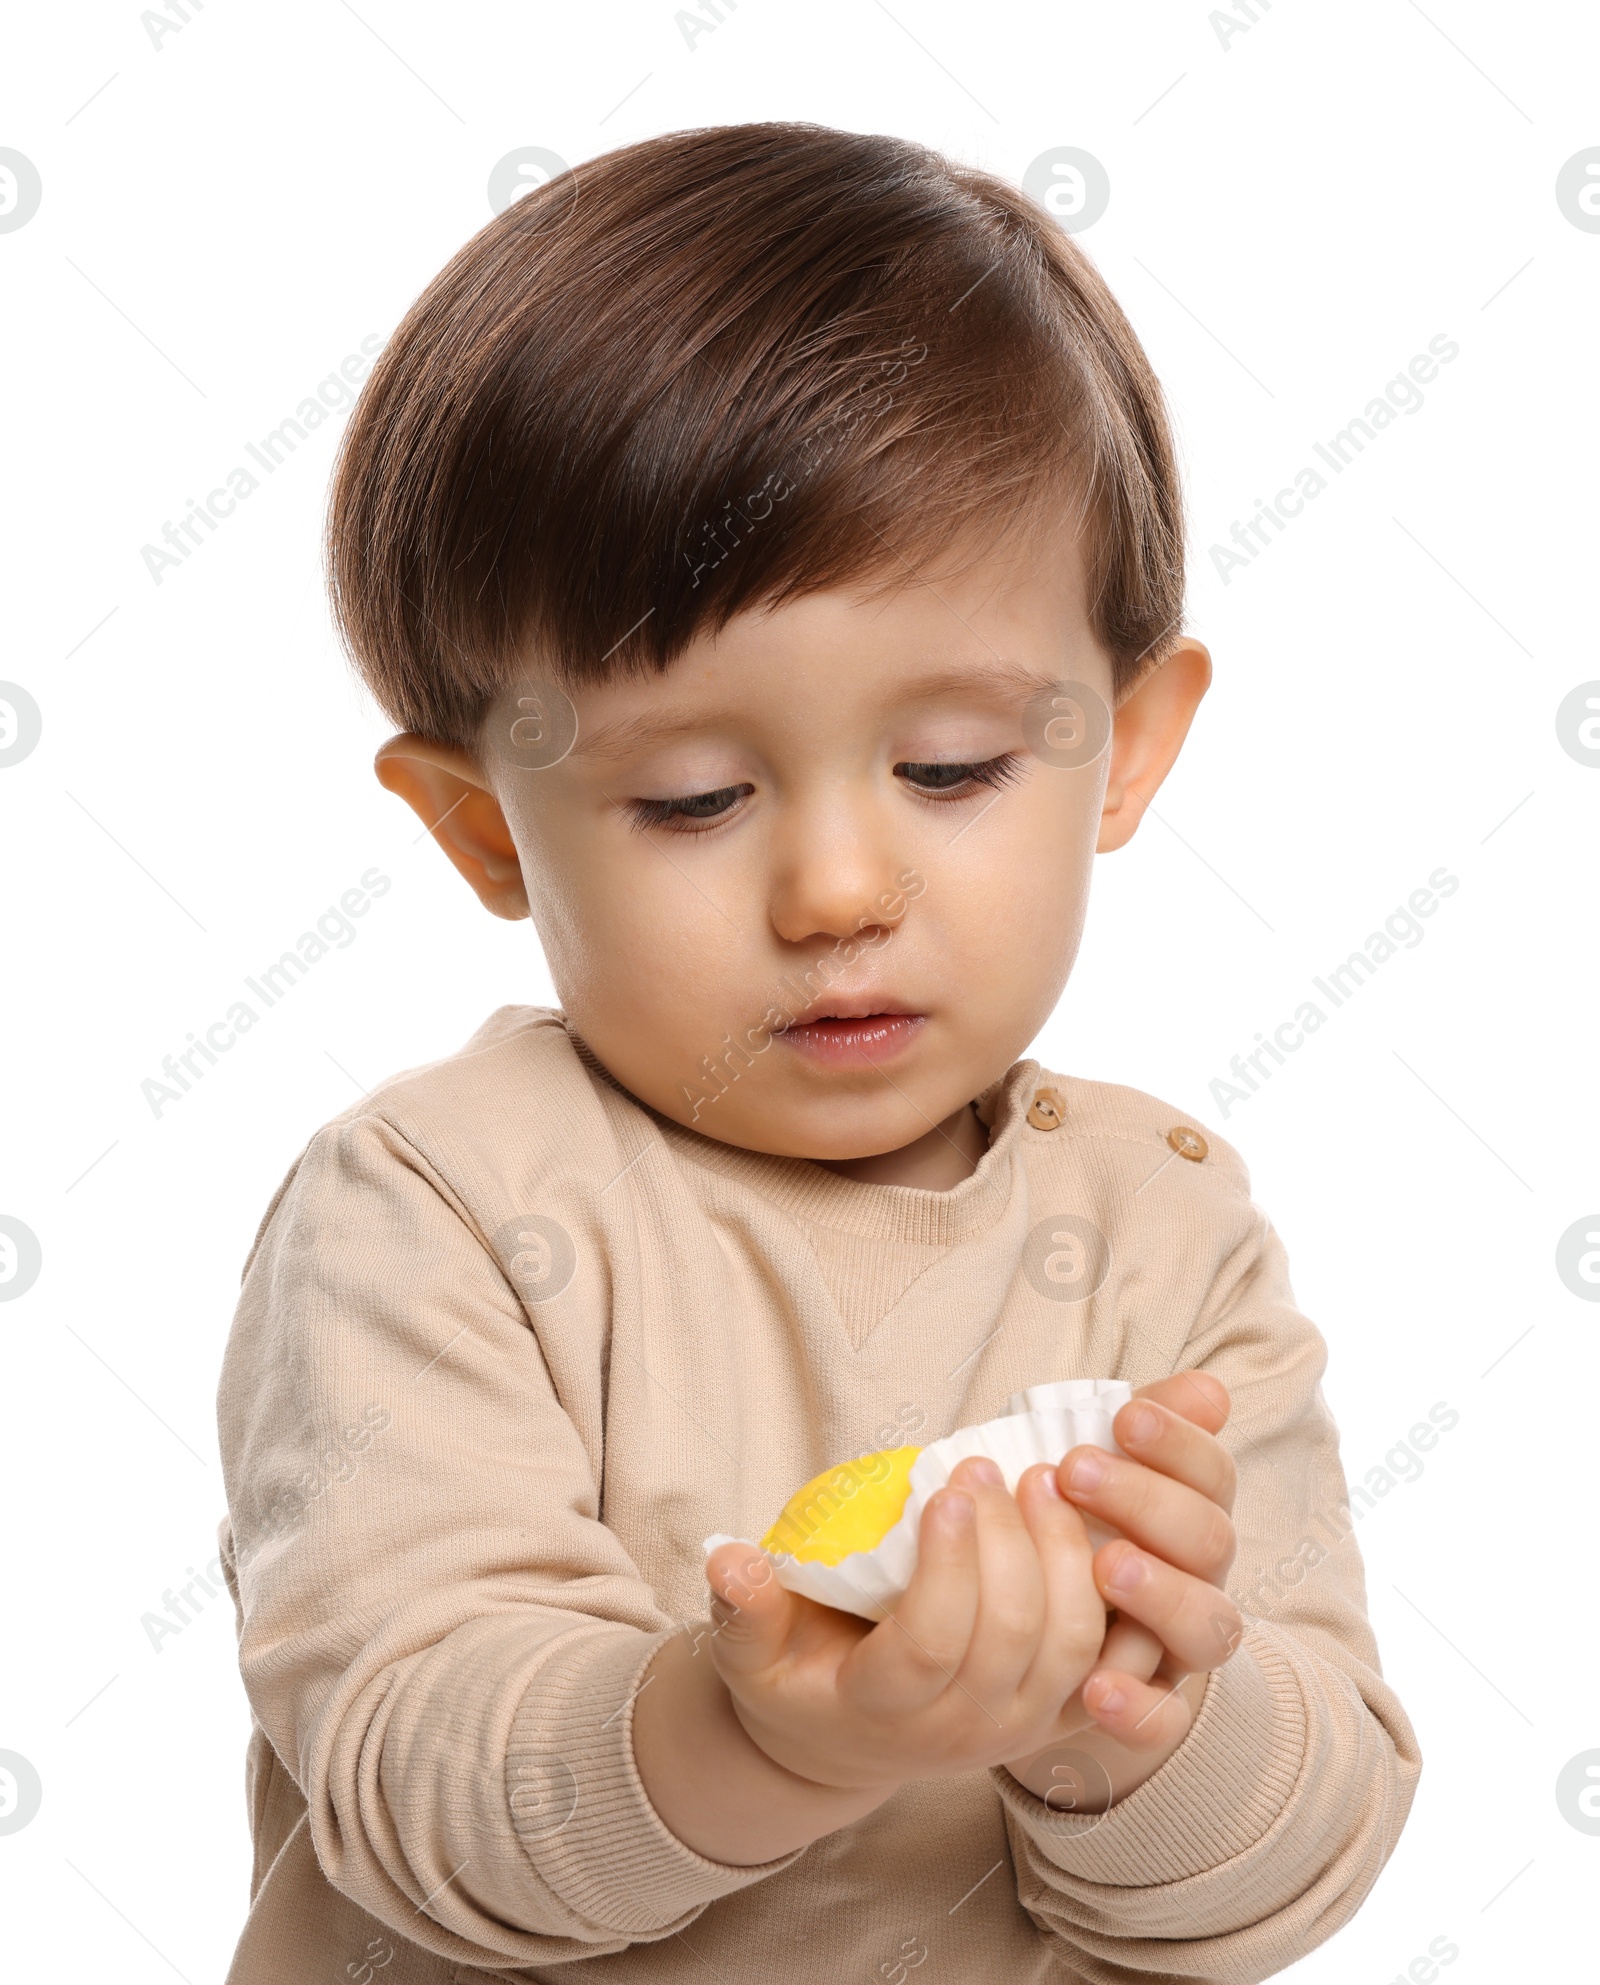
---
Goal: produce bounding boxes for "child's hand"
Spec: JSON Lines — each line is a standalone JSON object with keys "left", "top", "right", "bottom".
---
{"left": 705, "top": 1455, "right": 1108, "bottom": 1795}
{"left": 1054, "top": 1372, "right": 1244, "bottom": 1753}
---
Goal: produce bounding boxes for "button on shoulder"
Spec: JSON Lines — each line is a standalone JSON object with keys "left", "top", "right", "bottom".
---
{"left": 1026, "top": 1087, "right": 1066, "bottom": 1132}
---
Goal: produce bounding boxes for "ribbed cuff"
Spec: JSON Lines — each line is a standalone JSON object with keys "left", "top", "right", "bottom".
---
{"left": 992, "top": 1630, "right": 1306, "bottom": 1886}
{"left": 506, "top": 1628, "right": 806, "bottom": 1933}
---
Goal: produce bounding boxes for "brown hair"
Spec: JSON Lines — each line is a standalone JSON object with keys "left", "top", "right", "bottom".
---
{"left": 325, "top": 121, "right": 1185, "bottom": 750}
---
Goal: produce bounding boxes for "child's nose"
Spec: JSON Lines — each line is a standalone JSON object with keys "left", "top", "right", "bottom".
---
{"left": 766, "top": 804, "right": 905, "bottom": 948}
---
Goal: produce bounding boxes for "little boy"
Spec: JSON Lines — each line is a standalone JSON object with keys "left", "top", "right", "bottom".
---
{"left": 215, "top": 122, "right": 1418, "bottom": 1983}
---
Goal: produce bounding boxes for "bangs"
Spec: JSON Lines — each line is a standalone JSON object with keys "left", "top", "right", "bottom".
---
{"left": 326, "top": 122, "right": 1185, "bottom": 749}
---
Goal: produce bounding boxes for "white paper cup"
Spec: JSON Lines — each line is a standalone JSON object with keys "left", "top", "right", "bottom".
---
{"left": 705, "top": 1378, "right": 1133, "bottom": 1621}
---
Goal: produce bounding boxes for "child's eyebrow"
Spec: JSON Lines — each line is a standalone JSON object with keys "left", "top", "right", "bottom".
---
{"left": 570, "top": 657, "right": 1074, "bottom": 762}
{"left": 908, "top": 657, "right": 1073, "bottom": 706}
{"left": 572, "top": 710, "right": 713, "bottom": 761}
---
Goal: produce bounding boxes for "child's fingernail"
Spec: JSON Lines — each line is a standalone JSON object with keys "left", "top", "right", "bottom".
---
{"left": 1091, "top": 1681, "right": 1126, "bottom": 1716}
{"left": 965, "top": 1457, "right": 1002, "bottom": 1487}
{"left": 1124, "top": 1406, "right": 1160, "bottom": 1444}
{"left": 1106, "top": 1550, "right": 1144, "bottom": 1594}
{"left": 1066, "top": 1452, "right": 1106, "bottom": 1494}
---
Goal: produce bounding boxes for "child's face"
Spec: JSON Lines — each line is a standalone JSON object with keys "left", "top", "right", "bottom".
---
{"left": 379, "top": 516, "right": 1208, "bottom": 1166}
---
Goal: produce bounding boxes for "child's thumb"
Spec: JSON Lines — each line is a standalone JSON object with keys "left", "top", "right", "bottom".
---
{"left": 705, "top": 1542, "right": 793, "bottom": 1674}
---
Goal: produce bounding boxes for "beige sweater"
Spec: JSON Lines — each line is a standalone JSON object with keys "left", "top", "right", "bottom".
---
{"left": 214, "top": 1006, "right": 1418, "bottom": 1985}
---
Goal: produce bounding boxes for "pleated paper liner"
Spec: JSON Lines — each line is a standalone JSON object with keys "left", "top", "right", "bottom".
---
{"left": 705, "top": 1378, "right": 1133, "bottom": 1622}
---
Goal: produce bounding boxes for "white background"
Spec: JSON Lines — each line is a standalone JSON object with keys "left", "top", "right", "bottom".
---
{"left": 3, "top": 1, "right": 1597, "bottom": 1978}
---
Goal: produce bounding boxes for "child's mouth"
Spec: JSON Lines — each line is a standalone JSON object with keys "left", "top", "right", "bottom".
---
{"left": 779, "top": 1011, "right": 926, "bottom": 1067}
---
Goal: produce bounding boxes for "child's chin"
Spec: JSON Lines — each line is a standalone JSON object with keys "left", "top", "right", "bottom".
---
{"left": 701, "top": 1097, "right": 946, "bottom": 1164}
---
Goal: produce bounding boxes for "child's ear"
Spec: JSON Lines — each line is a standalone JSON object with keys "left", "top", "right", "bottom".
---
{"left": 374, "top": 734, "right": 531, "bottom": 920}
{"left": 1096, "top": 639, "right": 1212, "bottom": 854}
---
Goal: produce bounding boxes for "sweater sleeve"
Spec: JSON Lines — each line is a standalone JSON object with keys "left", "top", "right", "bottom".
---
{"left": 991, "top": 1160, "right": 1422, "bottom": 1983}
{"left": 215, "top": 1110, "right": 803, "bottom": 1975}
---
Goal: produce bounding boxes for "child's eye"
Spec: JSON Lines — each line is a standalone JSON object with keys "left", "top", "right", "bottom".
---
{"left": 624, "top": 783, "right": 754, "bottom": 832}
{"left": 894, "top": 753, "right": 1023, "bottom": 799}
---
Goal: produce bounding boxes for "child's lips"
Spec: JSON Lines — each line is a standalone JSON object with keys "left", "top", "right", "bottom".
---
{"left": 778, "top": 1013, "right": 927, "bottom": 1067}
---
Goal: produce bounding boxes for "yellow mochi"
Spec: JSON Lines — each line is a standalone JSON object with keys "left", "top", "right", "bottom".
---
{"left": 761, "top": 1446, "right": 923, "bottom": 1565}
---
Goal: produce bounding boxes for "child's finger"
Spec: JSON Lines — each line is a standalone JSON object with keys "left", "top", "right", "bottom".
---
{"left": 704, "top": 1542, "right": 799, "bottom": 1679}
{"left": 1098, "top": 1613, "right": 1164, "bottom": 1681}
{"left": 1114, "top": 1397, "right": 1238, "bottom": 1510}
{"left": 1060, "top": 1447, "right": 1235, "bottom": 1584}
{"left": 1132, "top": 1370, "right": 1230, "bottom": 1436}
{"left": 1038, "top": 1615, "right": 1165, "bottom": 1748}
{"left": 1011, "top": 1464, "right": 1103, "bottom": 1713}
{"left": 1081, "top": 1667, "right": 1201, "bottom": 1752}
{"left": 1092, "top": 1541, "right": 1244, "bottom": 1671}
{"left": 952, "top": 1460, "right": 1053, "bottom": 1713}
{"left": 862, "top": 1486, "right": 983, "bottom": 1708}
